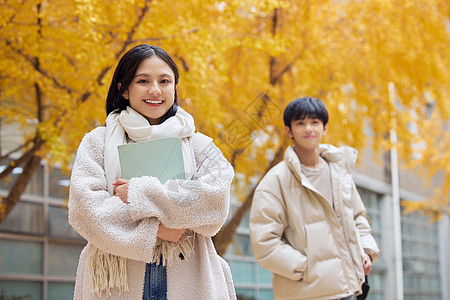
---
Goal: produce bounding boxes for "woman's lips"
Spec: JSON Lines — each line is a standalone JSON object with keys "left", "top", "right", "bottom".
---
{"left": 143, "top": 99, "right": 163, "bottom": 104}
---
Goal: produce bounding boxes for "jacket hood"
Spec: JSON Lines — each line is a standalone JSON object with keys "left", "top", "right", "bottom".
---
{"left": 319, "top": 144, "right": 358, "bottom": 168}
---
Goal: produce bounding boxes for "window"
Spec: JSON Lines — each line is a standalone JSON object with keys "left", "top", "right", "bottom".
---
{"left": 229, "top": 260, "right": 255, "bottom": 284}
{"left": 0, "top": 164, "right": 85, "bottom": 299}
{"left": 401, "top": 211, "right": 441, "bottom": 300}
{"left": 47, "top": 282, "right": 75, "bottom": 300}
{"left": 0, "top": 159, "right": 44, "bottom": 196}
{"left": 225, "top": 203, "right": 273, "bottom": 300}
{"left": 0, "top": 239, "right": 42, "bottom": 275}
{"left": 0, "top": 281, "right": 41, "bottom": 300}
{"left": 358, "top": 187, "right": 385, "bottom": 300}
{"left": 47, "top": 243, "right": 84, "bottom": 276}
{"left": 48, "top": 205, "right": 83, "bottom": 240}
{"left": 0, "top": 201, "right": 44, "bottom": 235}
{"left": 48, "top": 168, "right": 70, "bottom": 200}
{"left": 227, "top": 234, "right": 253, "bottom": 256}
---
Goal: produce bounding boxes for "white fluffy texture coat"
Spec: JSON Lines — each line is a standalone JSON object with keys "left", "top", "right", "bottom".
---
{"left": 69, "top": 126, "right": 236, "bottom": 299}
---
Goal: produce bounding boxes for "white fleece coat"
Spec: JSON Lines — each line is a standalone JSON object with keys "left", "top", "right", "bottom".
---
{"left": 69, "top": 127, "right": 236, "bottom": 299}
{"left": 249, "top": 145, "right": 380, "bottom": 300}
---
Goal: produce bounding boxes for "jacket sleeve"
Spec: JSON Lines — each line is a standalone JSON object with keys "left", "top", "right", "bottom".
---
{"left": 68, "top": 128, "right": 159, "bottom": 263}
{"left": 351, "top": 180, "right": 380, "bottom": 262}
{"left": 249, "top": 176, "right": 307, "bottom": 281}
{"left": 126, "top": 141, "right": 234, "bottom": 237}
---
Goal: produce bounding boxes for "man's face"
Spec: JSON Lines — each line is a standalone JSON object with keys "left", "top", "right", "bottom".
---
{"left": 285, "top": 117, "right": 327, "bottom": 151}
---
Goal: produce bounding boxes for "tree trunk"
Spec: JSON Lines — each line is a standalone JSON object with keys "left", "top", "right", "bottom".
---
{"left": 213, "top": 185, "right": 256, "bottom": 256}
{"left": 213, "top": 141, "right": 287, "bottom": 256}
{"left": 0, "top": 154, "right": 42, "bottom": 224}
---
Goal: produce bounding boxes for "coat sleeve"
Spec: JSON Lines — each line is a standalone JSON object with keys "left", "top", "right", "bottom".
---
{"left": 249, "top": 173, "right": 307, "bottom": 281}
{"left": 68, "top": 128, "right": 159, "bottom": 262}
{"left": 351, "top": 180, "right": 380, "bottom": 262}
{"left": 126, "top": 141, "right": 234, "bottom": 237}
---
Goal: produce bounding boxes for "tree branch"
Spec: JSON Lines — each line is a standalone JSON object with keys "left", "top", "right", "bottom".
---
{"left": 0, "top": 0, "right": 27, "bottom": 30}
{"left": 5, "top": 40, "right": 74, "bottom": 94}
{"left": 131, "top": 28, "right": 199, "bottom": 44}
{"left": 270, "top": 53, "right": 304, "bottom": 86}
{"left": 0, "top": 134, "right": 44, "bottom": 181}
{"left": 0, "top": 138, "right": 34, "bottom": 161}
{"left": 93, "top": 0, "right": 153, "bottom": 91}
{"left": 268, "top": 7, "right": 305, "bottom": 85}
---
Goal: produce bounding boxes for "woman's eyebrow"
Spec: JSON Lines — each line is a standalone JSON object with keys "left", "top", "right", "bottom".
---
{"left": 134, "top": 72, "right": 173, "bottom": 78}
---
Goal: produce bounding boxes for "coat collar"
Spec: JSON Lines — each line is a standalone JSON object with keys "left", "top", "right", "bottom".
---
{"left": 284, "top": 144, "right": 358, "bottom": 183}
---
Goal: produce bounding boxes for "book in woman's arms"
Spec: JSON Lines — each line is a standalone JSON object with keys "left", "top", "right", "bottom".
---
{"left": 118, "top": 137, "right": 185, "bottom": 183}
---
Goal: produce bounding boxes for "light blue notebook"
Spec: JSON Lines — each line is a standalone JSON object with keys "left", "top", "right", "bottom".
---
{"left": 118, "top": 137, "right": 185, "bottom": 183}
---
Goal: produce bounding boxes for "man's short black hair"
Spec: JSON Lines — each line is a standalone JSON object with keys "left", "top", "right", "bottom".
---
{"left": 283, "top": 97, "right": 329, "bottom": 128}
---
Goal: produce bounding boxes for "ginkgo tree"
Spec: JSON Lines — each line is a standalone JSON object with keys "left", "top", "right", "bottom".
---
{"left": 1, "top": 0, "right": 449, "bottom": 256}
{"left": 209, "top": 0, "right": 450, "bottom": 254}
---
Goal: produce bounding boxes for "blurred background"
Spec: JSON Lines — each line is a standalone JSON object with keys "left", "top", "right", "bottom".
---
{"left": 0, "top": 0, "right": 449, "bottom": 299}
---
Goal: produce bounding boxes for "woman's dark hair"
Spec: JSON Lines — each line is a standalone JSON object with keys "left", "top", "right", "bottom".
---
{"left": 105, "top": 44, "right": 179, "bottom": 123}
{"left": 283, "top": 97, "right": 329, "bottom": 128}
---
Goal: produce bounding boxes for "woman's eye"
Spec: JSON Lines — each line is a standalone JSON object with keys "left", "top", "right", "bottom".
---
{"left": 161, "top": 79, "right": 170, "bottom": 84}
{"left": 137, "top": 79, "right": 147, "bottom": 83}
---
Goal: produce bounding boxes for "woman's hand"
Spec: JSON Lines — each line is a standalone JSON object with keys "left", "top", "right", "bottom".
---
{"left": 113, "top": 179, "right": 186, "bottom": 241}
{"left": 157, "top": 223, "right": 187, "bottom": 243}
{"left": 363, "top": 253, "right": 373, "bottom": 275}
{"left": 113, "top": 179, "right": 129, "bottom": 204}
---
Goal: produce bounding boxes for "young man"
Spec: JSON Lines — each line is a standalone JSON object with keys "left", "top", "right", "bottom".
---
{"left": 249, "top": 97, "right": 379, "bottom": 300}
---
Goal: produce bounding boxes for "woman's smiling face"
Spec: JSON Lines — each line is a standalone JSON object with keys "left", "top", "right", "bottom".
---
{"left": 122, "top": 56, "right": 176, "bottom": 125}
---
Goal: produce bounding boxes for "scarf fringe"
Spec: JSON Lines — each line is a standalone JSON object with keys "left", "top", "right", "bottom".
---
{"left": 88, "top": 246, "right": 129, "bottom": 297}
{"left": 88, "top": 232, "right": 195, "bottom": 297}
{"left": 151, "top": 232, "right": 196, "bottom": 266}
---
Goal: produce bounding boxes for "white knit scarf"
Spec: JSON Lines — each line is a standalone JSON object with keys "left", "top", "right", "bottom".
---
{"left": 88, "top": 106, "right": 197, "bottom": 297}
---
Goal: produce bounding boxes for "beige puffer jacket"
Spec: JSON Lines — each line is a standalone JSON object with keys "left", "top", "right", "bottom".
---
{"left": 250, "top": 144, "right": 380, "bottom": 300}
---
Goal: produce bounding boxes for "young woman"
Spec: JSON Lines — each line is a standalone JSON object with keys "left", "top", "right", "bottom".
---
{"left": 69, "top": 44, "right": 236, "bottom": 300}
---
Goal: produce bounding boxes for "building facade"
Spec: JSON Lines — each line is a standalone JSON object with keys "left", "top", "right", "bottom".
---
{"left": 0, "top": 160, "right": 85, "bottom": 299}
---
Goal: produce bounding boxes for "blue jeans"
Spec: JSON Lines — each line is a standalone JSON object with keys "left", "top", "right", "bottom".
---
{"left": 142, "top": 262, "right": 167, "bottom": 300}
